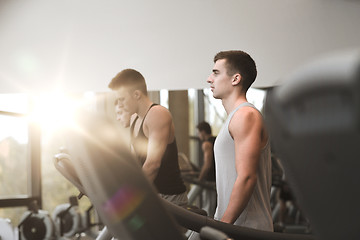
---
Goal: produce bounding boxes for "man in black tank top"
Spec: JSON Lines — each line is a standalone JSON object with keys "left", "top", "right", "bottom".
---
{"left": 196, "top": 121, "right": 216, "bottom": 182}
{"left": 108, "top": 69, "right": 188, "bottom": 207}
{"left": 194, "top": 121, "right": 217, "bottom": 217}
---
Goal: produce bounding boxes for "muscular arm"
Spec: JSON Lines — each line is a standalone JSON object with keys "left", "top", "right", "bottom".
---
{"left": 142, "top": 107, "right": 173, "bottom": 182}
{"left": 220, "top": 108, "right": 263, "bottom": 224}
{"left": 198, "top": 141, "right": 214, "bottom": 181}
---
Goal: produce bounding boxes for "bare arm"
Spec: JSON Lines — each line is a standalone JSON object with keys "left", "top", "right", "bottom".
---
{"left": 220, "top": 108, "right": 263, "bottom": 224}
{"left": 142, "top": 106, "right": 173, "bottom": 182}
{"left": 198, "top": 141, "right": 214, "bottom": 181}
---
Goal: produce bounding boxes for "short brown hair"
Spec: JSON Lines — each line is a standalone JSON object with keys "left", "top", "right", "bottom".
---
{"left": 108, "top": 69, "right": 147, "bottom": 95}
{"left": 196, "top": 121, "right": 212, "bottom": 135}
{"left": 214, "top": 50, "right": 257, "bottom": 92}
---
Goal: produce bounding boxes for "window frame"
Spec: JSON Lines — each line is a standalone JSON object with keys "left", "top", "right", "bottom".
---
{"left": 0, "top": 110, "right": 42, "bottom": 209}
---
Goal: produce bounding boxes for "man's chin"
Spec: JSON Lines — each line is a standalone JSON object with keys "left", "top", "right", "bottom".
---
{"left": 212, "top": 94, "right": 220, "bottom": 99}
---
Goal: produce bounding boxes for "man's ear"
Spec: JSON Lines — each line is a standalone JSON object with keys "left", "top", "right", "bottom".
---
{"left": 133, "top": 90, "right": 141, "bottom": 100}
{"left": 231, "top": 73, "right": 242, "bottom": 86}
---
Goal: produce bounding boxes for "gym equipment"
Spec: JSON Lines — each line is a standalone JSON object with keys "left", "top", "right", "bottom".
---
{"left": 81, "top": 204, "right": 104, "bottom": 239}
{"left": 182, "top": 174, "right": 216, "bottom": 192}
{"left": 199, "top": 226, "right": 231, "bottom": 240}
{"left": 163, "top": 199, "right": 314, "bottom": 240}
{"left": 52, "top": 196, "right": 82, "bottom": 238}
{"left": 54, "top": 152, "right": 86, "bottom": 198}
{"left": 18, "top": 201, "right": 55, "bottom": 240}
{"left": 54, "top": 110, "right": 317, "bottom": 240}
{"left": 178, "top": 152, "right": 200, "bottom": 173}
{"left": 179, "top": 152, "right": 216, "bottom": 216}
{"left": 265, "top": 49, "right": 360, "bottom": 240}
{"left": 269, "top": 155, "right": 311, "bottom": 234}
{"left": 0, "top": 218, "right": 16, "bottom": 240}
{"left": 183, "top": 173, "right": 216, "bottom": 217}
{"left": 54, "top": 153, "right": 110, "bottom": 240}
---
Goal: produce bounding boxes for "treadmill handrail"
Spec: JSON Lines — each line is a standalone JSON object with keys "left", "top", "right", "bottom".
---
{"left": 163, "top": 200, "right": 317, "bottom": 240}
{"left": 54, "top": 153, "right": 87, "bottom": 196}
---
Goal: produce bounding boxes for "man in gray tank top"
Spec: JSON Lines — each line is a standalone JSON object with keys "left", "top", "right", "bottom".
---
{"left": 207, "top": 50, "right": 273, "bottom": 231}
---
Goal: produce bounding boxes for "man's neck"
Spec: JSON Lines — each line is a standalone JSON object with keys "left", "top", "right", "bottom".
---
{"left": 222, "top": 94, "right": 247, "bottom": 114}
{"left": 137, "top": 98, "right": 153, "bottom": 119}
{"left": 204, "top": 134, "right": 213, "bottom": 141}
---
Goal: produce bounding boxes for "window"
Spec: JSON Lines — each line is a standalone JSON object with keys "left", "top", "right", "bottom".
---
{"left": 0, "top": 94, "right": 33, "bottom": 226}
{"left": 0, "top": 114, "right": 29, "bottom": 197}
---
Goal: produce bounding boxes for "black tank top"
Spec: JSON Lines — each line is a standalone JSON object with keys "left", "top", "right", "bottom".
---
{"left": 205, "top": 136, "right": 216, "bottom": 182}
{"left": 130, "top": 104, "right": 186, "bottom": 195}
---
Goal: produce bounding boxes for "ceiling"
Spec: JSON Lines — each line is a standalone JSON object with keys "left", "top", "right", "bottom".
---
{"left": 0, "top": 0, "right": 359, "bottom": 93}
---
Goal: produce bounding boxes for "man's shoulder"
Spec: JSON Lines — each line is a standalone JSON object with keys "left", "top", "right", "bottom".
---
{"left": 146, "top": 104, "right": 172, "bottom": 125}
{"left": 229, "top": 105, "right": 263, "bottom": 135}
{"left": 233, "top": 104, "right": 261, "bottom": 122}
{"left": 148, "top": 104, "right": 171, "bottom": 116}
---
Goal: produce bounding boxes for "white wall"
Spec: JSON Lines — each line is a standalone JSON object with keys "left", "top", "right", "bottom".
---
{"left": 0, "top": 0, "right": 359, "bottom": 93}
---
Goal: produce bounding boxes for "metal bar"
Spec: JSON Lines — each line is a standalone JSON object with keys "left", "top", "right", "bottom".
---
{"left": 0, "top": 196, "right": 41, "bottom": 208}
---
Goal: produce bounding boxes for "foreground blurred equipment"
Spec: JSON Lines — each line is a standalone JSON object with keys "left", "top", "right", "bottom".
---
{"left": 265, "top": 49, "right": 360, "bottom": 240}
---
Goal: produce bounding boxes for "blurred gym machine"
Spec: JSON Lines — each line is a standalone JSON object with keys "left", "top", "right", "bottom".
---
{"left": 265, "top": 49, "right": 360, "bottom": 240}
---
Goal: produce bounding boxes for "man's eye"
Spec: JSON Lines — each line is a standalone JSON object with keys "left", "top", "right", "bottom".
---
{"left": 114, "top": 98, "right": 124, "bottom": 105}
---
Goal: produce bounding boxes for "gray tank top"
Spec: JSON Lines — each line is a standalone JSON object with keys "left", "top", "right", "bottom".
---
{"left": 214, "top": 102, "right": 273, "bottom": 231}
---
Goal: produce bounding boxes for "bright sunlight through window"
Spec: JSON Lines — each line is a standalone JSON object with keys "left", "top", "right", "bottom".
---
{"left": 29, "top": 92, "right": 83, "bottom": 133}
